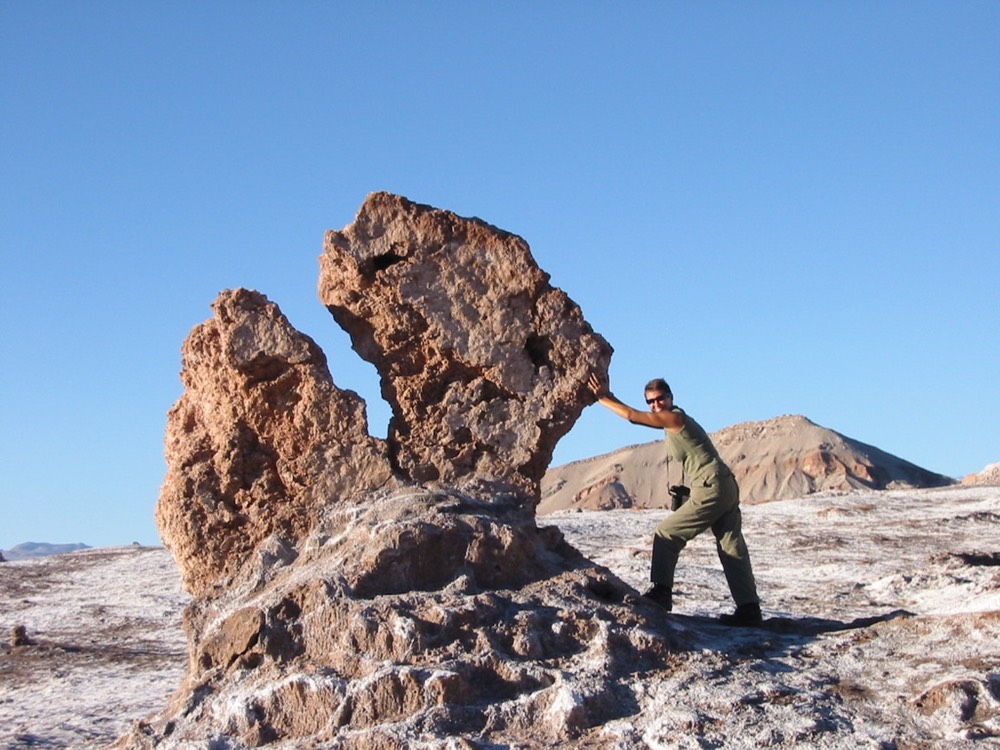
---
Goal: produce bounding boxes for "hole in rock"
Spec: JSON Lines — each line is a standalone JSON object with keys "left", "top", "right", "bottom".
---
{"left": 368, "top": 251, "right": 405, "bottom": 273}
{"left": 524, "top": 335, "right": 553, "bottom": 370}
{"left": 310, "top": 322, "right": 391, "bottom": 440}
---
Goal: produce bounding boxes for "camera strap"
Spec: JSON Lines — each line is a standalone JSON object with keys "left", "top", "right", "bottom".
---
{"left": 668, "top": 453, "right": 685, "bottom": 487}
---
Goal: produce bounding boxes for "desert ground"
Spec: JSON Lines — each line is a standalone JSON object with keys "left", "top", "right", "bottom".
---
{"left": 2, "top": 484, "right": 999, "bottom": 749}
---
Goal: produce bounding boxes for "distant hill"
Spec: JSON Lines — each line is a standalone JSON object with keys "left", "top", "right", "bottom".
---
{"left": 539, "top": 414, "right": 954, "bottom": 513}
{"left": 1, "top": 542, "right": 91, "bottom": 561}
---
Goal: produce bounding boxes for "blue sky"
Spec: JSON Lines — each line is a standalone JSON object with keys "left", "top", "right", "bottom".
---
{"left": 2, "top": 2, "right": 997, "bottom": 550}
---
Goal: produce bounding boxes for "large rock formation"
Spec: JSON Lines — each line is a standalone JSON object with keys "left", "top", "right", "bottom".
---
{"left": 319, "top": 192, "right": 610, "bottom": 499}
{"left": 129, "top": 195, "right": 665, "bottom": 748}
{"left": 539, "top": 414, "right": 954, "bottom": 513}
{"left": 156, "top": 288, "right": 395, "bottom": 596}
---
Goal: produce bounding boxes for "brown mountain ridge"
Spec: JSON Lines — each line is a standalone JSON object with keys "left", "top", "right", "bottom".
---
{"left": 539, "top": 414, "right": 954, "bottom": 513}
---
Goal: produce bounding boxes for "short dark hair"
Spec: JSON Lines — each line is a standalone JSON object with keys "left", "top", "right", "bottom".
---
{"left": 644, "top": 378, "right": 672, "bottom": 396}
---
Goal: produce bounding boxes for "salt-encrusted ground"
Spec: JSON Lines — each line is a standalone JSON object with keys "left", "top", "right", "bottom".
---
{"left": 0, "top": 546, "right": 190, "bottom": 749}
{"left": 1, "top": 486, "right": 998, "bottom": 748}
{"left": 554, "top": 485, "right": 1000, "bottom": 748}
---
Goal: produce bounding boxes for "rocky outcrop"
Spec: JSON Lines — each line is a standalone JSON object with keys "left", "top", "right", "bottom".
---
{"left": 963, "top": 461, "right": 1000, "bottom": 486}
{"left": 156, "top": 288, "right": 395, "bottom": 596}
{"left": 539, "top": 415, "right": 954, "bottom": 513}
{"left": 9, "top": 625, "right": 31, "bottom": 647}
{"left": 319, "top": 193, "right": 611, "bottom": 499}
{"left": 134, "top": 195, "right": 650, "bottom": 747}
{"left": 124, "top": 490, "right": 670, "bottom": 748}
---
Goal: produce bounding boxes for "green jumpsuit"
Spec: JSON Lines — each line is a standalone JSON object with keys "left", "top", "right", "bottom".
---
{"left": 650, "top": 407, "right": 759, "bottom": 606}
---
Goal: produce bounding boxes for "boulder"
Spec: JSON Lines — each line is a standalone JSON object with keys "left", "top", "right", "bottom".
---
{"left": 10, "top": 625, "right": 30, "bottom": 646}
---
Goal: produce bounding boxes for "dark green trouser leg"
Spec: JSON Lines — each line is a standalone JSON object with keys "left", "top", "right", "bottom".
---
{"left": 650, "top": 473, "right": 759, "bottom": 606}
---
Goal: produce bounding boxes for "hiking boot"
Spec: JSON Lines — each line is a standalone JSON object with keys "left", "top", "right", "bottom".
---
{"left": 641, "top": 584, "right": 673, "bottom": 611}
{"left": 719, "top": 603, "right": 763, "bottom": 627}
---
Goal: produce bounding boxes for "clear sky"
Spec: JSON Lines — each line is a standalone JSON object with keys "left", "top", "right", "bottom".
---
{"left": 2, "top": 2, "right": 997, "bottom": 551}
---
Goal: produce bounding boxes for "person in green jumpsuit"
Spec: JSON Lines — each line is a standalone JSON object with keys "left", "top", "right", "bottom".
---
{"left": 587, "top": 373, "right": 762, "bottom": 627}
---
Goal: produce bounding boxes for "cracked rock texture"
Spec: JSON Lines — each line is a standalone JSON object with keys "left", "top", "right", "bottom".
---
{"left": 136, "top": 194, "right": 641, "bottom": 748}
{"left": 156, "top": 288, "right": 395, "bottom": 597}
{"left": 125, "top": 490, "right": 671, "bottom": 749}
{"left": 319, "top": 192, "right": 612, "bottom": 499}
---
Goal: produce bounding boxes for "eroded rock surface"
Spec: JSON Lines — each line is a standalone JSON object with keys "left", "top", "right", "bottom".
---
{"left": 138, "top": 195, "right": 643, "bottom": 748}
{"left": 319, "top": 192, "right": 612, "bottom": 499}
{"left": 963, "top": 461, "right": 1000, "bottom": 486}
{"left": 124, "top": 490, "right": 672, "bottom": 748}
{"left": 156, "top": 288, "right": 395, "bottom": 596}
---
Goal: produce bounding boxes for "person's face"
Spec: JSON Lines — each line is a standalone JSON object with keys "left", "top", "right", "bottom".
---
{"left": 645, "top": 390, "right": 672, "bottom": 412}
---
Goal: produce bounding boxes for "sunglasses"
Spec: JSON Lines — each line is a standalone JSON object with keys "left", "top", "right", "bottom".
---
{"left": 645, "top": 394, "right": 670, "bottom": 405}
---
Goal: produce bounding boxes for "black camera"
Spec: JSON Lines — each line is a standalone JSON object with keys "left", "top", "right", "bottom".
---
{"left": 668, "top": 484, "right": 690, "bottom": 511}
